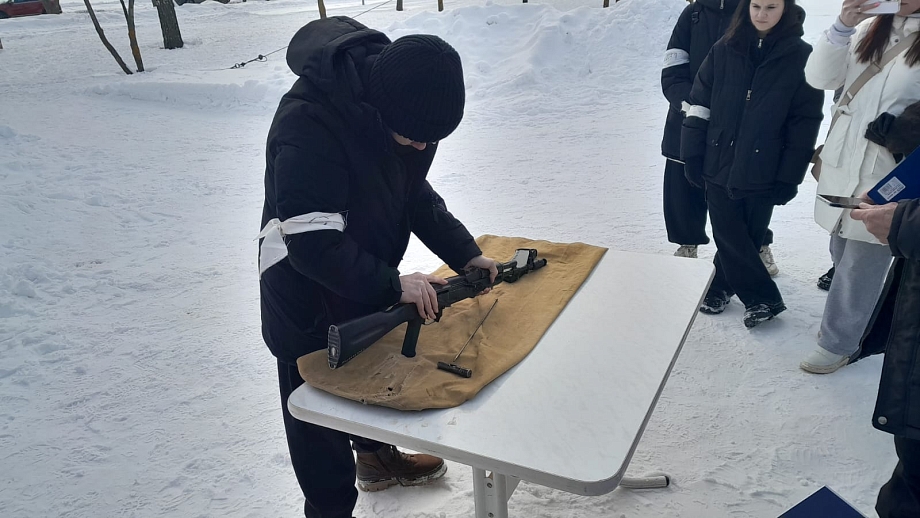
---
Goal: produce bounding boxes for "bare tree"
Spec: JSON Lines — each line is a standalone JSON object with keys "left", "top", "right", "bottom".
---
{"left": 40, "top": 0, "right": 63, "bottom": 13}
{"left": 119, "top": 0, "right": 145, "bottom": 71}
{"left": 84, "top": 0, "right": 133, "bottom": 75}
{"left": 317, "top": 0, "right": 326, "bottom": 19}
{"left": 152, "top": 0, "right": 183, "bottom": 49}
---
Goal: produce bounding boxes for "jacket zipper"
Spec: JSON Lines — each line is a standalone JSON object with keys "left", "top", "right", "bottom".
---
{"left": 728, "top": 60, "right": 755, "bottom": 192}
{"left": 746, "top": 39, "right": 764, "bottom": 102}
{"left": 720, "top": 0, "right": 724, "bottom": 9}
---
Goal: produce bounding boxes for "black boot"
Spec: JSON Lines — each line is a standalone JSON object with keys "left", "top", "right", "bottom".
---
{"left": 817, "top": 266, "right": 835, "bottom": 291}
{"left": 700, "top": 291, "right": 731, "bottom": 314}
{"left": 743, "top": 302, "right": 786, "bottom": 328}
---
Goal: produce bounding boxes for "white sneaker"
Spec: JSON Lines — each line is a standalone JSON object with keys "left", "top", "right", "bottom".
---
{"left": 759, "top": 246, "right": 779, "bottom": 277}
{"left": 674, "top": 245, "right": 698, "bottom": 258}
{"left": 799, "top": 347, "right": 849, "bottom": 374}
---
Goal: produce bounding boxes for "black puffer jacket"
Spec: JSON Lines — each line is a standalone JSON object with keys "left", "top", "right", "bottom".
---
{"left": 661, "top": 0, "right": 740, "bottom": 160}
{"left": 858, "top": 199, "right": 920, "bottom": 440}
{"left": 848, "top": 105, "right": 920, "bottom": 439}
{"left": 680, "top": 6, "right": 824, "bottom": 197}
{"left": 260, "top": 17, "right": 481, "bottom": 364}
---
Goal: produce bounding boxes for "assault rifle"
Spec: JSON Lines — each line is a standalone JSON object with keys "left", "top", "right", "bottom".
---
{"left": 327, "top": 248, "right": 548, "bottom": 369}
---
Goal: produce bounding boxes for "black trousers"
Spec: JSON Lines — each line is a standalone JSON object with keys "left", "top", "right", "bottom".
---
{"left": 705, "top": 184, "right": 782, "bottom": 308}
{"left": 278, "top": 359, "right": 384, "bottom": 518}
{"left": 664, "top": 159, "right": 710, "bottom": 246}
{"left": 877, "top": 435, "right": 920, "bottom": 518}
{"left": 663, "top": 160, "right": 773, "bottom": 247}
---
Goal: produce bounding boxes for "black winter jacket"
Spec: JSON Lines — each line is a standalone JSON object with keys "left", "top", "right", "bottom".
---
{"left": 260, "top": 17, "right": 481, "bottom": 364}
{"left": 680, "top": 8, "right": 824, "bottom": 197}
{"left": 858, "top": 199, "right": 920, "bottom": 440}
{"left": 661, "top": 0, "right": 740, "bottom": 160}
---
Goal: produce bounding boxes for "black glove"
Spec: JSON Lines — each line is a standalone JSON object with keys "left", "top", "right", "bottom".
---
{"left": 865, "top": 112, "right": 896, "bottom": 148}
{"left": 887, "top": 101, "right": 920, "bottom": 157}
{"left": 684, "top": 157, "right": 704, "bottom": 189}
{"left": 772, "top": 182, "right": 798, "bottom": 206}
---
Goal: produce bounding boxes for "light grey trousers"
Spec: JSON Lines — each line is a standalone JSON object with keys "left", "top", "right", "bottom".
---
{"left": 818, "top": 233, "right": 893, "bottom": 356}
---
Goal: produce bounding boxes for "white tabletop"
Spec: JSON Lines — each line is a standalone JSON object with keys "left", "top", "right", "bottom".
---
{"left": 288, "top": 250, "right": 714, "bottom": 496}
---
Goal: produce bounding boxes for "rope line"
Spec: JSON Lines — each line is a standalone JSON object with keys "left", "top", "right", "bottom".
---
{"left": 352, "top": 0, "right": 394, "bottom": 19}
{"left": 227, "top": 0, "right": 396, "bottom": 70}
{"left": 229, "top": 45, "right": 287, "bottom": 69}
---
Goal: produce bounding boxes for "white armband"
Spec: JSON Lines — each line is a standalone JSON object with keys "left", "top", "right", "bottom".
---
{"left": 685, "top": 105, "right": 711, "bottom": 121}
{"left": 257, "top": 212, "right": 346, "bottom": 276}
{"left": 663, "top": 48, "right": 690, "bottom": 69}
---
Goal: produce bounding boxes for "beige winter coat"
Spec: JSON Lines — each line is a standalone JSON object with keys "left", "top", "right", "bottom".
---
{"left": 806, "top": 16, "right": 920, "bottom": 244}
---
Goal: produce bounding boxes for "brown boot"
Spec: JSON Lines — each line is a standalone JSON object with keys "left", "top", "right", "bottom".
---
{"left": 355, "top": 445, "right": 447, "bottom": 492}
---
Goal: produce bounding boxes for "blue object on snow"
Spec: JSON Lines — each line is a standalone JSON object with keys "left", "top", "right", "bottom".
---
{"left": 779, "top": 486, "right": 865, "bottom": 518}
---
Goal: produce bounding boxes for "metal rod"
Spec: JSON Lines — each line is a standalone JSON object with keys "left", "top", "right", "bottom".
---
{"left": 452, "top": 299, "right": 498, "bottom": 362}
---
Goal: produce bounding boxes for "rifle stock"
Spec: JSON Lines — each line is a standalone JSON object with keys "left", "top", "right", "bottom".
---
{"left": 327, "top": 248, "right": 547, "bottom": 369}
{"left": 328, "top": 304, "right": 420, "bottom": 369}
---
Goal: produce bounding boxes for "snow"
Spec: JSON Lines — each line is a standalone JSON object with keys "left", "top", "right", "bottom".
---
{"left": 0, "top": 0, "right": 895, "bottom": 516}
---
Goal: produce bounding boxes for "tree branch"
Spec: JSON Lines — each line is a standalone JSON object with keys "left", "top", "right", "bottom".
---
{"left": 84, "top": 0, "right": 133, "bottom": 75}
{"left": 123, "top": 0, "right": 144, "bottom": 71}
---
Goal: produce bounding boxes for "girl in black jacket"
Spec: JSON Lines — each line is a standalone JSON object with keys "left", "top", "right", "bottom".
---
{"left": 681, "top": 0, "right": 824, "bottom": 328}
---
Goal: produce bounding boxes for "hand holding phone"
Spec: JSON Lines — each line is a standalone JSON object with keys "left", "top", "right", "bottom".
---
{"left": 850, "top": 202, "right": 898, "bottom": 244}
{"left": 818, "top": 194, "right": 873, "bottom": 209}
{"left": 840, "top": 0, "right": 884, "bottom": 27}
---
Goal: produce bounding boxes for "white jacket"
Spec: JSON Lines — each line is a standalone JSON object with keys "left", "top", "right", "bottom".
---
{"left": 806, "top": 16, "right": 920, "bottom": 244}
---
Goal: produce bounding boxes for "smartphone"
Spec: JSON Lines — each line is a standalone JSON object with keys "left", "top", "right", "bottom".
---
{"left": 817, "top": 194, "right": 869, "bottom": 209}
{"left": 862, "top": 1, "right": 901, "bottom": 15}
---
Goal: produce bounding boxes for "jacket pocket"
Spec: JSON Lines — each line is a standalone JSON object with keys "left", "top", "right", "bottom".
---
{"left": 747, "top": 138, "right": 784, "bottom": 185}
{"left": 703, "top": 128, "right": 723, "bottom": 179}
{"left": 818, "top": 111, "right": 851, "bottom": 169}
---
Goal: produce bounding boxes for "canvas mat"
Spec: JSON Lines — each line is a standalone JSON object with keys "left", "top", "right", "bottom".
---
{"left": 297, "top": 235, "right": 607, "bottom": 411}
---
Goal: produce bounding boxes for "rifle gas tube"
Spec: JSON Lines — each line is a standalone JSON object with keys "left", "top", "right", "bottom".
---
{"left": 327, "top": 248, "right": 547, "bottom": 369}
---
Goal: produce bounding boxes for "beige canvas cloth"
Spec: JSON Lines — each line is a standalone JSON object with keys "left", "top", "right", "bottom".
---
{"left": 297, "top": 235, "right": 607, "bottom": 411}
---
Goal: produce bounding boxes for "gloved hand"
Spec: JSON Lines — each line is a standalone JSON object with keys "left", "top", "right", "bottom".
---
{"left": 865, "top": 112, "right": 896, "bottom": 148}
{"left": 684, "top": 157, "right": 704, "bottom": 189}
{"left": 772, "top": 182, "right": 798, "bottom": 206}
{"left": 886, "top": 101, "right": 920, "bottom": 157}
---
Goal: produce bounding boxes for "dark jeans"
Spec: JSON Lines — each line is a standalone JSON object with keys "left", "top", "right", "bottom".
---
{"left": 278, "top": 359, "right": 384, "bottom": 518}
{"left": 663, "top": 160, "right": 773, "bottom": 247}
{"left": 705, "top": 184, "right": 782, "bottom": 307}
{"left": 877, "top": 435, "right": 920, "bottom": 518}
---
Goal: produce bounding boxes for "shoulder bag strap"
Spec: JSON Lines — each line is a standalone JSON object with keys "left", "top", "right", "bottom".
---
{"left": 831, "top": 32, "right": 919, "bottom": 128}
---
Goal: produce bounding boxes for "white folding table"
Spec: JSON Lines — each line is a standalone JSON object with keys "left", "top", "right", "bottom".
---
{"left": 288, "top": 250, "right": 714, "bottom": 517}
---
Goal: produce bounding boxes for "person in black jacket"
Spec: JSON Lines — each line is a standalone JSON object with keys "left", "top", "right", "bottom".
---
{"left": 853, "top": 197, "right": 920, "bottom": 518}
{"left": 846, "top": 101, "right": 920, "bottom": 518}
{"left": 661, "top": 0, "right": 780, "bottom": 275}
{"left": 661, "top": 0, "right": 737, "bottom": 260}
{"left": 681, "top": 0, "right": 824, "bottom": 328}
{"left": 259, "top": 17, "right": 497, "bottom": 518}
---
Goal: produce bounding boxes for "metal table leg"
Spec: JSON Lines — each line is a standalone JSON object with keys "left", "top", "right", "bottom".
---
{"left": 472, "top": 467, "right": 520, "bottom": 518}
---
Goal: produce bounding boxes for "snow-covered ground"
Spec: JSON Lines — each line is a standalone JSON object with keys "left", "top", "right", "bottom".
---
{"left": 0, "top": 0, "right": 896, "bottom": 516}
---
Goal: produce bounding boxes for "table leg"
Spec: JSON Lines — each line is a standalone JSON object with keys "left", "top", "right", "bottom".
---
{"left": 472, "top": 467, "right": 520, "bottom": 518}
